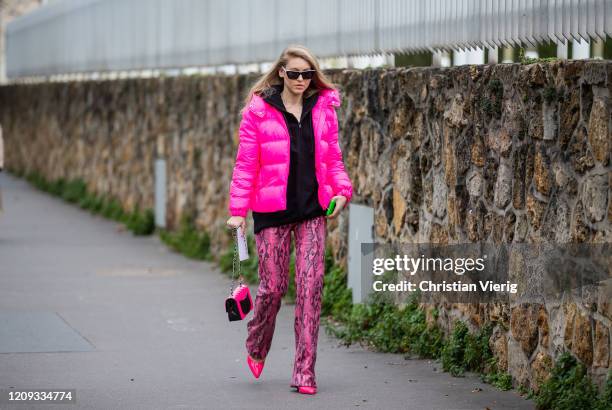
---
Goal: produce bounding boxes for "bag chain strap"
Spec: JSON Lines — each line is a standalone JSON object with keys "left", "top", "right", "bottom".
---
{"left": 230, "top": 227, "right": 244, "bottom": 295}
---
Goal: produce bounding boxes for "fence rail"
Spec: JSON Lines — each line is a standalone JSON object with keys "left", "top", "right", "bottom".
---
{"left": 6, "top": 0, "right": 612, "bottom": 78}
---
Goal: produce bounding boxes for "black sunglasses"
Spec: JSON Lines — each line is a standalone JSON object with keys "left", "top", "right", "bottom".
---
{"left": 282, "top": 66, "right": 316, "bottom": 80}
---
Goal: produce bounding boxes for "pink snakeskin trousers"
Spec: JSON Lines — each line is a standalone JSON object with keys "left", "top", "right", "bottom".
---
{"left": 245, "top": 215, "right": 326, "bottom": 388}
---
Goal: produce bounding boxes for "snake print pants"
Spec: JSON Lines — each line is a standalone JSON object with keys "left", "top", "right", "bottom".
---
{"left": 245, "top": 215, "right": 326, "bottom": 388}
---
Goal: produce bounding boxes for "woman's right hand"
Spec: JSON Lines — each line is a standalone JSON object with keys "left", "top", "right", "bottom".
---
{"left": 226, "top": 216, "right": 246, "bottom": 232}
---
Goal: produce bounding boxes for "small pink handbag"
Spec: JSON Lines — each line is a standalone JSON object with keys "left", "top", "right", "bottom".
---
{"left": 225, "top": 227, "right": 253, "bottom": 321}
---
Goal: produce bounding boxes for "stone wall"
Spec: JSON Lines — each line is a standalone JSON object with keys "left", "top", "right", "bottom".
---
{"left": 0, "top": 60, "right": 610, "bottom": 390}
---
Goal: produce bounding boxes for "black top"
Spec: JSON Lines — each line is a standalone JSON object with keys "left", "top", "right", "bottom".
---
{"left": 252, "top": 84, "right": 327, "bottom": 234}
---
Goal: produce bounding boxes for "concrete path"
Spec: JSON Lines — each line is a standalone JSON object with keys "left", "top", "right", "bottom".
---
{"left": 0, "top": 172, "right": 534, "bottom": 410}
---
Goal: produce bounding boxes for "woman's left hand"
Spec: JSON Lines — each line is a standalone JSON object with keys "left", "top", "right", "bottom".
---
{"left": 326, "top": 195, "right": 347, "bottom": 219}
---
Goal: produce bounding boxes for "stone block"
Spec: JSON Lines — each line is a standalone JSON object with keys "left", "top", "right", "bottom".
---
{"left": 511, "top": 303, "right": 541, "bottom": 357}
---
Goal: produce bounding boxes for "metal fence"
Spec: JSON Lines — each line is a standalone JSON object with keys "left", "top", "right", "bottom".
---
{"left": 6, "top": 0, "right": 612, "bottom": 78}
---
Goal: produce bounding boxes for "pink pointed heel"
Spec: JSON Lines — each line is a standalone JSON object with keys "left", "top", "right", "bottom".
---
{"left": 247, "top": 355, "right": 265, "bottom": 379}
{"left": 297, "top": 386, "right": 317, "bottom": 395}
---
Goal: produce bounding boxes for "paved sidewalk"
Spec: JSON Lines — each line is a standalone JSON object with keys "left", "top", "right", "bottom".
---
{"left": 0, "top": 172, "right": 534, "bottom": 410}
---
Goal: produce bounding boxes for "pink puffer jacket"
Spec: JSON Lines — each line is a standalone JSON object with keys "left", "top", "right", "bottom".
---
{"left": 228, "top": 87, "right": 353, "bottom": 217}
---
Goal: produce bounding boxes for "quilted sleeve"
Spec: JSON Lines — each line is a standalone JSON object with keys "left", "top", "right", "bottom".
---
{"left": 325, "top": 108, "right": 353, "bottom": 203}
{"left": 228, "top": 110, "right": 260, "bottom": 217}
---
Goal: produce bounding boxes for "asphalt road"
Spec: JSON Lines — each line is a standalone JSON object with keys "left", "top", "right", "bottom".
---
{"left": 0, "top": 172, "right": 534, "bottom": 410}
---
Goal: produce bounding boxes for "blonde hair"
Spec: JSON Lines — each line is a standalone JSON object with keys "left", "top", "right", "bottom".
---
{"left": 240, "top": 44, "right": 339, "bottom": 114}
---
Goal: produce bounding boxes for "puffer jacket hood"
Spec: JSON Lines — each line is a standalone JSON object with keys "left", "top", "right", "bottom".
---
{"left": 247, "top": 86, "right": 341, "bottom": 117}
{"left": 228, "top": 86, "right": 352, "bottom": 218}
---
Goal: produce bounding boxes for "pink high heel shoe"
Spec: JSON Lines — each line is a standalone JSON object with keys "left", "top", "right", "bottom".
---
{"left": 297, "top": 386, "right": 317, "bottom": 395}
{"left": 247, "top": 355, "right": 265, "bottom": 379}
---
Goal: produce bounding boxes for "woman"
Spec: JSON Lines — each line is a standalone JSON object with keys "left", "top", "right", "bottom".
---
{"left": 226, "top": 45, "right": 353, "bottom": 395}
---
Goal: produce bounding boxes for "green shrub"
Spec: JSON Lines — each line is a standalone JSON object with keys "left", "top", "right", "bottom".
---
{"left": 126, "top": 206, "right": 155, "bottom": 236}
{"left": 464, "top": 324, "right": 494, "bottom": 372}
{"left": 600, "top": 373, "right": 612, "bottom": 409}
{"left": 518, "top": 47, "right": 559, "bottom": 65}
{"left": 159, "top": 214, "right": 212, "bottom": 260}
{"left": 100, "top": 198, "right": 125, "bottom": 221}
{"left": 78, "top": 192, "right": 103, "bottom": 212}
{"left": 48, "top": 177, "right": 66, "bottom": 196}
{"left": 78, "top": 193, "right": 94, "bottom": 209}
{"left": 481, "top": 357, "right": 513, "bottom": 391}
{"left": 286, "top": 250, "right": 296, "bottom": 303}
{"left": 441, "top": 321, "right": 471, "bottom": 376}
{"left": 430, "top": 318, "right": 513, "bottom": 386}
{"left": 324, "top": 267, "right": 353, "bottom": 309}
{"left": 321, "top": 262, "right": 353, "bottom": 322}
{"left": 26, "top": 171, "right": 54, "bottom": 193}
{"left": 534, "top": 353, "right": 610, "bottom": 410}
{"left": 90, "top": 195, "right": 105, "bottom": 213}
{"left": 61, "top": 179, "right": 87, "bottom": 203}
{"left": 326, "top": 290, "right": 443, "bottom": 358}
{"left": 483, "top": 370, "right": 513, "bottom": 391}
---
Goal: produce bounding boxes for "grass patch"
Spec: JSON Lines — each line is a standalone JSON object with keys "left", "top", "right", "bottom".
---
{"left": 61, "top": 179, "right": 87, "bottom": 203}
{"left": 100, "top": 198, "right": 126, "bottom": 221}
{"left": 159, "top": 214, "right": 212, "bottom": 260}
{"left": 125, "top": 206, "right": 155, "bottom": 236}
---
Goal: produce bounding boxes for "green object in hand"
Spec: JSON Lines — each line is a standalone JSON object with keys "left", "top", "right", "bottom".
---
{"left": 326, "top": 199, "right": 336, "bottom": 216}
